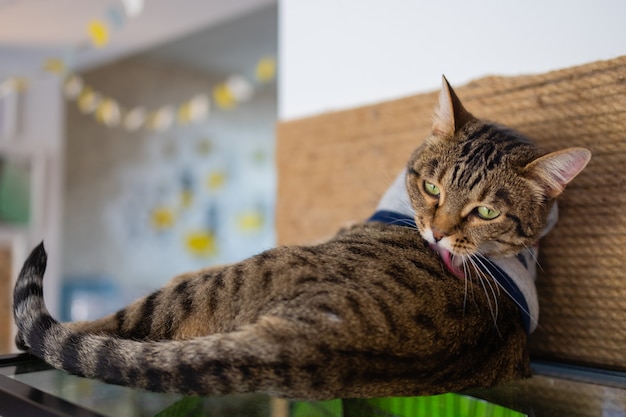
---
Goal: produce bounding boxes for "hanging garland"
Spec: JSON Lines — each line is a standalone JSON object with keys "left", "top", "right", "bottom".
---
{"left": 2, "top": 0, "right": 277, "bottom": 133}
{"left": 57, "top": 55, "right": 276, "bottom": 132}
{"left": 90, "top": 0, "right": 145, "bottom": 48}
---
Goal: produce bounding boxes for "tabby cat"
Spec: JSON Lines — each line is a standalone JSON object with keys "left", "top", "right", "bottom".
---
{"left": 13, "top": 78, "right": 590, "bottom": 400}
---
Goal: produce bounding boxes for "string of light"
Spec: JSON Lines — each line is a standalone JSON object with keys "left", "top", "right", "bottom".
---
{"left": 59, "top": 56, "right": 276, "bottom": 132}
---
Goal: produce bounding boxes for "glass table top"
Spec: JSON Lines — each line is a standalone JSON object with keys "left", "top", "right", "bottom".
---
{"left": 0, "top": 354, "right": 625, "bottom": 417}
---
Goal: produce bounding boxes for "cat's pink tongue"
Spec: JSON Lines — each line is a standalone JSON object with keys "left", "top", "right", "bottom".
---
{"left": 429, "top": 243, "right": 465, "bottom": 279}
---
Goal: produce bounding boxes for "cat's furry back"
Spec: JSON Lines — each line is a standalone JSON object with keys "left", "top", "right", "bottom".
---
{"left": 13, "top": 78, "right": 590, "bottom": 400}
{"left": 14, "top": 227, "right": 529, "bottom": 399}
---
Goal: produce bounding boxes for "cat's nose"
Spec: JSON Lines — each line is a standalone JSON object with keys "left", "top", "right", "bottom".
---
{"left": 432, "top": 228, "right": 449, "bottom": 242}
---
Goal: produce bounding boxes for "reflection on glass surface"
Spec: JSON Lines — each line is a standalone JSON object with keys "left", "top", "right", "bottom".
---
{"left": 2, "top": 355, "right": 626, "bottom": 417}
{"left": 1, "top": 356, "right": 271, "bottom": 417}
{"left": 13, "top": 369, "right": 181, "bottom": 417}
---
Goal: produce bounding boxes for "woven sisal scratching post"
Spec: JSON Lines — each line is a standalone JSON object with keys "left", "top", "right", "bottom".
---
{"left": 277, "top": 56, "right": 626, "bottom": 371}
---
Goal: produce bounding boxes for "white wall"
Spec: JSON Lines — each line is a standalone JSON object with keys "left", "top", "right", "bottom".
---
{"left": 279, "top": 0, "right": 626, "bottom": 120}
{"left": 19, "top": 77, "right": 65, "bottom": 320}
{"left": 0, "top": 75, "right": 64, "bottom": 340}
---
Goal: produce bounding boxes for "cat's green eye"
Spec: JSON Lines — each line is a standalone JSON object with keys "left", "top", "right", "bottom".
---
{"left": 476, "top": 206, "right": 500, "bottom": 220}
{"left": 424, "top": 181, "right": 440, "bottom": 197}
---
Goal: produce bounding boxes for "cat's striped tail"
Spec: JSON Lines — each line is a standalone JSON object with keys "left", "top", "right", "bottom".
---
{"left": 12, "top": 242, "right": 92, "bottom": 371}
{"left": 13, "top": 243, "right": 227, "bottom": 395}
{"left": 12, "top": 243, "right": 325, "bottom": 398}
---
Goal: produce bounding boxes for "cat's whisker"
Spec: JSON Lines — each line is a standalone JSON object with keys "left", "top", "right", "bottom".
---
{"left": 472, "top": 255, "right": 501, "bottom": 297}
{"left": 467, "top": 256, "right": 500, "bottom": 334}
{"left": 469, "top": 263, "right": 493, "bottom": 312}
{"left": 462, "top": 256, "right": 477, "bottom": 306}
{"left": 475, "top": 254, "right": 538, "bottom": 331}
{"left": 472, "top": 257, "right": 502, "bottom": 336}
{"left": 451, "top": 253, "right": 470, "bottom": 313}
{"left": 386, "top": 218, "right": 419, "bottom": 229}
{"left": 522, "top": 243, "right": 544, "bottom": 272}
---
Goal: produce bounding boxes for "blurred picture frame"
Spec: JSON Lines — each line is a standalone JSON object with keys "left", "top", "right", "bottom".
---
{"left": 0, "top": 153, "right": 45, "bottom": 230}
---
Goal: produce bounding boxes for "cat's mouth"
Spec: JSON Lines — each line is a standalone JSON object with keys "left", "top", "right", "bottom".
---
{"left": 428, "top": 243, "right": 466, "bottom": 279}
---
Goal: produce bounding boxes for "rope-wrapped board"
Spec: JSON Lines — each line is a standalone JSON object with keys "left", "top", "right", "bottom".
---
{"left": 277, "top": 56, "right": 626, "bottom": 371}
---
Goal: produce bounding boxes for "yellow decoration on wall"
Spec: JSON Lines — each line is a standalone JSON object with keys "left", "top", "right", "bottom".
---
{"left": 237, "top": 210, "right": 265, "bottom": 232}
{"left": 17, "top": 52, "right": 275, "bottom": 132}
{"left": 226, "top": 75, "right": 253, "bottom": 102}
{"left": 176, "top": 95, "right": 210, "bottom": 125}
{"left": 147, "top": 106, "right": 175, "bottom": 131}
{"left": 206, "top": 171, "right": 226, "bottom": 191}
{"left": 77, "top": 87, "right": 101, "bottom": 114}
{"left": 185, "top": 230, "right": 217, "bottom": 257}
{"left": 123, "top": 106, "right": 147, "bottom": 131}
{"left": 180, "top": 189, "right": 194, "bottom": 208}
{"left": 3, "top": 77, "right": 29, "bottom": 93}
{"left": 150, "top": 207, "right": 175, "bottom": 230}
{"left": 189, "top": 94, "right": 210, "bottom": 121}
{"left": 63, "top": 75, "right": 84, "bottom": 100}
{"left": 195, "top": 138, "right": 213, "bottom": 156}
{"left": 42, "top": 58, "right": 66, "bottom": 74}
{"left": 177, "top": 102, "right": 193, "bottom": 125}
{"left": 255, "top": 56, "right": 276, "bottom": 83}
{"left": 15, "top": 78, "right": 29, "bottom": 92}
{"left": 87, "top": 20, "right": 110, "bottom": 48}
{"left": 212, "top": 84, "right": 236, "bottom": 110}
{"left": 95, "top": 98, "right": 122, "bottom": 127}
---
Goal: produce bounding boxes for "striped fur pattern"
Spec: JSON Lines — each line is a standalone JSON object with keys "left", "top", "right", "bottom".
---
{"left": 13, "top": 79, "right": 589, "bottom": 400}
{"left": 14, "top": 229, "right": 530, "bottom": 399}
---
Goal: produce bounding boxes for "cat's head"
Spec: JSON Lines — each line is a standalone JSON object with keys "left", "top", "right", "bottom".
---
{"left": 407, "top": 77, "right": 591, "bottom": 263}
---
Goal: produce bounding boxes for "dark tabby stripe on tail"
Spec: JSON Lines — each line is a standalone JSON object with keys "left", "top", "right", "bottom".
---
{"left": 13, "top": 242, "right": 49, "bottom": 352}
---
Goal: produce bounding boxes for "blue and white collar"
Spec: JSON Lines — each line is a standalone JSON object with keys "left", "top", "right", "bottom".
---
{"left": 368, "top": 169, "right": 558, "bottom": 334}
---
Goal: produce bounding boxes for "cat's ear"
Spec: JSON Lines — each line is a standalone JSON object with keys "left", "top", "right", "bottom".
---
{"left": 432, "top": 76, "right": 474, "bottom": 138}
{"left": 524, "top": 147, "right": 591, "bottom": 198}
